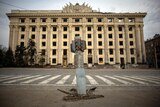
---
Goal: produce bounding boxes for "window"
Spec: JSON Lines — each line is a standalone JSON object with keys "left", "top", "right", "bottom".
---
{"left": 129, "top": 27, "right": 133, "bottom": 31}
{"left": 41, "top": 18, "right": 46, "bottom": 22}
{"left": 131, "top": 57, "right": 135, "bottom": 64}
{"left": 119, "top": 41, "right": 123, "bottom": 46}
{"left": 98, "top": 41, "right": 102, "bottom": 46}
{"left": 129, "top": 34, "right": 133, "bottom": 38}
{"left": 119, "top": 26, "right": 122, "bottom": 31}
{"left": 52, "top": 49, "right": 56, "bottom": 55}
{"left": 20, "top": 18, "right": 25, "bottom": 23}
{"left": 129, "top": 18, "right": 135, "bottom": 22}
{"left": 31, "top": 19, "right": 36, "bottom": 23}
{"left": 87, "top": 18, "right": 92, "bottom": 22}
{"left": 63, "top": 27, "right": 67, "bottom": 31}
{"left": 21, "top": 27, "right": 25, "bottom": 32}
{"left": 42, "top": 27, "right": 46, "bottom": 32}
{"left": 130, "top": 41, "right": 134, "bottom": 46}
{"left": 63, "top": 49, "right": 67, "bottom": 55}
{"left": 99, "top": 58, "right": 103, "bottom": 63}
{"left": 98, "top": 18, "right": 102, "bottom": 22}
{"left": 52, "top": 34, "right": 56, "bottom": 39}
{"left": 88, "top": 41, "right": 92, "bottom": 46}
{"left": 97, "top": 26, "right": 102, "bottom": 31}
{"left": 130, "top": 48, "right": 134, "bottom": 54}
{"left": 75, "top": 18, "right": 80, "bottom": 22}
{"left": 52, "top": 18, "right": 57, "bottom": 22}
{"left": 52, "top": 58, "right": 56, "bottom": 63}
{"left": 98, "top": 34, "right": 102, "bottom": 38}
{"left": 110, "top": 58, "right": 114, "bottom": 62}
{"left": 63, "top": 34, "right": 67, "bottom": 39}
{"left": 41, "top": 49, "right": 45, "bottom": 55}
{"left": 109, "top": 49, "right": 113, "bottom": 55}
{"left": 63, "top": 42, "right": 67, "bottom": 46}
{"left": 109, "top": 34, "right": 112, "bottom": 38}
{"left": 75, "top": 34, "right": 80, "bottom": 37}
{"left": 87, "top": 27, "right": 91, "bottom": 31}
{"left": 52, "top": 42, "right": 56, "bottom": 46}
{"left": 42, "top": 34, "right": 46, "bottom": 39}
{"left": 119, "top": 34, "right": 123, "bottom": 38}
{"left": 120, "top": 48, "right": 124, "bottom": 55}
{"left": 88, "top": 34, "right": 92, "bottom": 38}
{"left": 99, "top": 49, "right": 103, "bottom": 55}
{"left": 108, "top": 18, "right": 113, "bottom": 22}
{"left": 63, "top": 18, "right": 68, "bottom": 22}
{"left": 42, "top": 42, "right": 46, "bottom": 46}
{"left": 118, "top": 18, "right": 123, "bottom": 22}
{"left": 88, "top": 49, "right": 92, "bottom": 54}
{"left": 21, "top": 34, "right": 24, "bottom": 39}
{"left": 53, "top": 27, "right": 57, "bottom": 31}
{"left": 31, "top": 34, "right": 35, "bottom": 39}
{"left": 32, "top": 27, "right": 36, "bottom": 32}
{"left": 109, "top": 41, "right": 113, "bottom": 46}
{"left": 75, "top": 27, "right": 80, "bottom": 31}
{"left": 108, "top": 26, "right": 112, "bottom": 31}
{"left": 20, "top": 42, "right": 24, "bottom": 47}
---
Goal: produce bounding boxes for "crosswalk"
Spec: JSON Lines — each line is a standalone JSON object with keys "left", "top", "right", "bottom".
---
{"left": 0, "top": 74, "right": 160, "bottom": 86}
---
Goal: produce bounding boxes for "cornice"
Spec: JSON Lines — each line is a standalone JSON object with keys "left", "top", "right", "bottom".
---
{"left": 6, "top": 12, "right": 147, "bottom": 18}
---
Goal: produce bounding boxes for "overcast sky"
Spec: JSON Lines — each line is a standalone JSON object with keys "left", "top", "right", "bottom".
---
{"left": 0, "top": 0, "right": 160, "bottom": 47}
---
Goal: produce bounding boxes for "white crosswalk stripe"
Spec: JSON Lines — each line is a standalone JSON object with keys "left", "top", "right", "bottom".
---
{"left": 0, "top": 75, "right": 28, "bottom": 82}
{"left": 21, "top": 75, "right": 50, "bottom": 84}
{"left": 0, "top": 75, "right": 13, "bottom": 79}
{"left": 86, "top": 75, "right": 98, "bottom": 85}
{"left": 95, "top": 75, "right": 115, "bottom": 85}
{"left": 3, "top": 75, "right": 41, "bottom": 84}
{"left": 115, "top": 76, "right": 148, "bottom": 85}
{"left": 126, "top": 76, "right": 160, "bottom": 85}
{"left": 56, "top": 75, "right": 71, "bottom": 85}
{"left": 39, "top": 75, "right": 61, "bottom": 84}
{"left": 72, "top": 76, "right": 76, "bottom": 85}
{"left": 105, "top": 75, "right": 132, "bottom": 85}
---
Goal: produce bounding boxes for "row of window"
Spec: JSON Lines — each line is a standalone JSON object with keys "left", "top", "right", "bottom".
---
{"left": 20, "top": 33, "right": 134, "bottom": 40}
{"left": 20, "top": 18, "right": 135, "bottom": 23}
{"left": 19, "top": 26, "right": 134, "bottom": 32}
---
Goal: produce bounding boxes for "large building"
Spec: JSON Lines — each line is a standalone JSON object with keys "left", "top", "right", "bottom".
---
{"left": 7, "top": 3, "right": 147, "bottom": 68}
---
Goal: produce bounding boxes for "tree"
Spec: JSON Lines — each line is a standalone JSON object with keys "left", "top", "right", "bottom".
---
{"left": 4, "top": 47, "right": 15, "bottom": 67}
{"left": 26, "top": 39, "right": 37, "bottom": 66}
{"left": 0, "top": 45, "right": 7, "bottom": 67}
{"left": 15, "top": 45, "right": 26, "bottom": 67}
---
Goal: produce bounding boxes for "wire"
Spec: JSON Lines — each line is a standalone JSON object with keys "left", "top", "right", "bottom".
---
{"left": 0, "top": 1, "right": 27, "bottom": 10}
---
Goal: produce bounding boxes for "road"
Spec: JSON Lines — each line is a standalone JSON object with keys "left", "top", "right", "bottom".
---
{"left": 0, "top": 68, "right": 160, "bottom": 107}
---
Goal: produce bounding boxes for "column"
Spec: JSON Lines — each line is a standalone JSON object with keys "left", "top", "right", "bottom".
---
{"left": 82, "top": 25, "right": 87, "bottom": 64}
{"left": 25, "top": 25, "right": 29, "bottom": 47}
{"left": 104, "top": 25, "right": 108, "bottom": 64}
{"left": 58, "top": 24, "right": 62, "bottom": 65}
{"left": 93, "top": 24, "right": 98, "bottom": 65}
{"left": 114, "top": 24, "right": 119, "bottom": 64}
{"left": 14, "top": 25, "right": 19, "bottom": 48}
{"left": 140, "top": 24, "right": 146, "bottom": 63}
{"left": 36, "top": 25, "right": 40, "bottom": 54}
{"left": 68, "top": 25, "right": 72, "bottom": 65}
{"left": 125, "top": 25, "right": 130, "bottom": 64}
{"left": 9, "top": 25, "right": 14, "bottom": 51}
{"left": 135, "top": 24, "right": 142, "bottom": 64}
{"left": 47, "top": 24, "right": 51, "bottom": 64}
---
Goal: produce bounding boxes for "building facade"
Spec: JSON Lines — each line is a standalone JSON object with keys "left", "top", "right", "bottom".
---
{"left": 7, "top": 3, "right": 147, "bottom": 67}
{"left": 145, "top": 34, "right": 160, "bottom": 68}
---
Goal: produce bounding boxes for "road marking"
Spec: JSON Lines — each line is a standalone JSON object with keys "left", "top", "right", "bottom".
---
{"left": 95, "top": 75, "right": 115, "bottom": 85}
{"left": 115, "top": 76, "right": 148, "bottom": 85}
{"left": 0, "top": 75, "right": 28, "bottom": 82}
{"left": 86, "top": 75, "right": 98, "bottom": 85}
{"left": 127, "top": 76, "right": 160, "bottom": 85}
{"left": 21, "top": 75, "right": 50, "bottom": 84}
{"left": 39, "top": 75, "right": 61, "bottom": 84}
{"left": 0, "top": 75, "right": 14, "bottom": 79}
{"left": 72, "top": 76, "right": 76, "bottom": 85}
{"left": 3, "top": 75, "right": 40, "bottom": 84}
{"left": 56, "top": 75, "right": 71, "bottom": 85}
{"left": 105, "top": 75, "right": 132, "bottom": 85}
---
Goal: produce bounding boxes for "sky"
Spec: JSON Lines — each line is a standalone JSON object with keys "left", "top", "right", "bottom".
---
{"left": 0, "top": 0, "right": 160, "bottom": 47}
